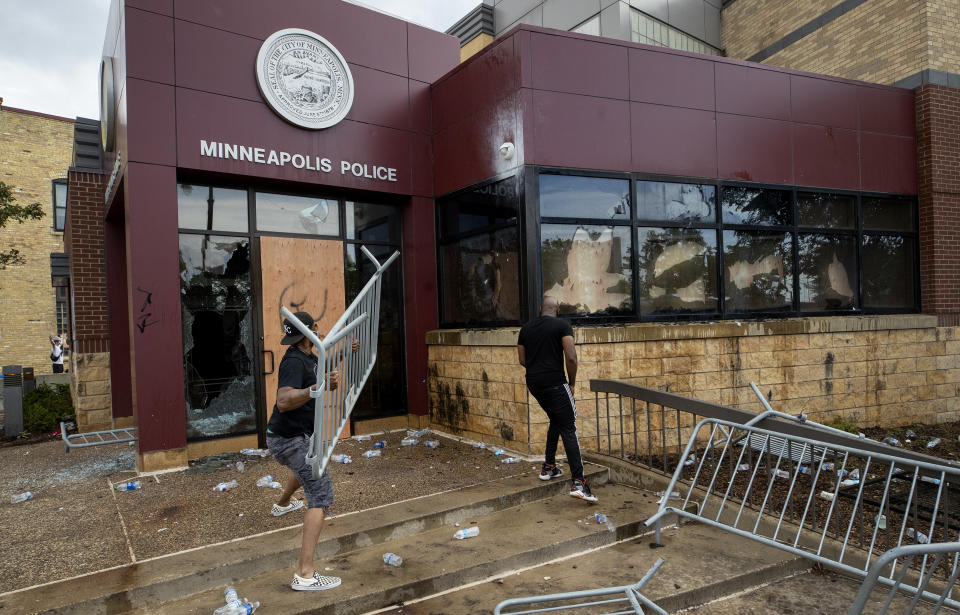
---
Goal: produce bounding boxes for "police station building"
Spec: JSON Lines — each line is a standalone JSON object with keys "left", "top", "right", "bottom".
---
{"left": 63, "top": 0, "right": 960, "bottom": 471}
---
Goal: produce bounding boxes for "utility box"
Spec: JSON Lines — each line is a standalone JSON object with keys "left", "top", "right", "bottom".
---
{"left": 2, "top": 365, "right": 24, "bottom": 437}
{"left": 22, "top": 367, "right": 36, "bottom": 395}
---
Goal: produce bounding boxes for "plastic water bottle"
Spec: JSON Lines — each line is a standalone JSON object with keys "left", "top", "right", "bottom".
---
{"left": 331, "top": 454, "right": 352, "bottom": 464}
{"left": 114, "top": 481, "right": 141, "bottom": 492}
{"left": 424, "top": 440, "right": 439, "bottom": 448}
{"left": 268, "top": 481, "right": 282, "bottom": 489}
{"left": 383, "top": 552, "right": 403, "bottom": 567}
{"left": 373, "top": 441, "right": 387, "bottom": 449}
{"left": 454, "top": 526, "right": 480, "bottom": 539}
{"left": 214, "top": 600, "right": 260, "bottom": 615}
{"left": 501, "top": 457, "right": 519, "bottom": 464}
{"left": 400, "top": 438, "right": 418, "bottom": 446}
{"left": 235, "top": 461, "right": 245, "bottom": 473}
{"left": 353, "top": 434, "right": 371, "bottom": 441}
{"left": 927, "top": 438, "right": 941, "bottom": 448}
{"left": 595, "top": 513, "right": 608, "bottom": 524}
{"left": 224, "top": 587, "right": 239, "bottom": 605}
{"left": 492, "top": 448, "right": 504, "bottom": 456}
{"left": 213, "top": 480, "right": 238, "bottom": 492}
{"left": 11, "top": 492, "right": 33, "bottom": 504}
{"left": 475, "top": 442, "right": 486, "bottom": 449}
{"left": 363, "top": 449, "right": 382, "bottom": 458}
{"left": 256, "top": 475, "right": 275, "bottom": 487}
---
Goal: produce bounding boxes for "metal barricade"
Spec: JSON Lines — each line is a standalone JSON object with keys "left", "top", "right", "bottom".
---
{"left": 280, "top": 245, "right": 399, "bottom": 479}
{"left": 494, "top": 558, "right": 668, "bottom": 615}
{"left": 645, "top": 418, "right": 960, "bottom": 611}
{"left": 60, "top": 421, "right": 136, "bottom": 452}
{"left": 848, "top": 542, "right": 960, "bottom": 615}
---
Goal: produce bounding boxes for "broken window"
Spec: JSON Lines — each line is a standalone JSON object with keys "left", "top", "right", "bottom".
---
{"left": 179, "top": 234, "right": 256, "bottom": 440}
{"left": 437, "top": 176, "right": 521, "bottom": 326}
{"left": 540, "top": 174, "right": 630, "bottom": 220}
{"left": 862, "top": 235, "right": 916, "bottom": 309}
{"left": 721, "top": 186, "right": 792, "bottom": 226}
{"left": 256, "top": 191, "right": 339, "bottom": 236}
{"left": 177, "top": 184, "right": 249, "bottom": 232}
{"left": 637, "top": 227, "right": 718, "bottom": 314}
{"left": 637, "top": 181, "right": 715, "bottom": 223}
{"left": 541, "top": 224, "right": 633, "bottom": 316}
{"left": 798, "top": 234, "right": 857, "bottom": 311}
{"left": 723, "top": 230, "right": 793, "bottom": 313}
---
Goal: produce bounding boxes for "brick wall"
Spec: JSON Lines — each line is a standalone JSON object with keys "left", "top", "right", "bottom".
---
{"left": 722, "top": 0, "right": 929, "bottom": 86}
{"left": 926, "top": 0, "right": 960, "bottom": 74}
{"left": 917, "top": 84, "right": 960, "bottom": 326}
{"left": 427, "top": 316, "right": 960, "bottom": 454}
{"left": 0, "top": 107, "right": 74, "bottom": 374}
{"left": 63, "top": 171, "right": 108, "bottom": 354}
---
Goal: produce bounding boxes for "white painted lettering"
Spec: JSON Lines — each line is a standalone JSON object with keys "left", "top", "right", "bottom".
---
{"left": 200, "top": 140, "right": 217, "bottom": 157}
{"left": 239, "top": 146, "right": 253, "bottom": 162}
{"left": 223, "top": 143, "right": 238, "bottom": 160}
{"left": 388, "top": 168, "right": 397, "bottom": 182}
{"left": 321, "top": 158, "right": 332, "bottom": 173}
{"left": 292, "top": 154, "right": 306, "bottom": 169}
{"left": 376, "top": 166, "right": 387, "bottom": 180}
{"left": 341, "top": 160, "right": 351, "bottom": 174}
{"left": 279, "top": 152, "right": 292, "bottom": 166}
{"left": 267, "top": 150, "right": 280, "bottom": 165}
{"left": 254, "top": 148, "right": 266, "bottom": 163}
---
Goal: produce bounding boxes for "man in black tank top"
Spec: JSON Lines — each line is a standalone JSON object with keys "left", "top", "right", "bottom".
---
{"left": 517, "top": 295, "right": 598, "bottom": 503}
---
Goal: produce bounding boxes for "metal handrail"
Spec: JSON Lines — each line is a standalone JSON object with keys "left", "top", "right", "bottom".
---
{"left": 280, "top": 246, "right": 399, "bottom": 479}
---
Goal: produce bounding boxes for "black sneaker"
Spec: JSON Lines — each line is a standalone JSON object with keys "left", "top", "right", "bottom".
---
{"left": 539, "top": 463, "right": 563, "bottom": 481}
{"left": 570, "top": 479, "right": 598, "bottom": 503}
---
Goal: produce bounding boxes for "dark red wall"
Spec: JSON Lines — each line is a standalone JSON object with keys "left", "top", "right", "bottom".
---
{"left": 432, "top": 25, "right": 917, "bottom": 197}
{"left": 105, "top": 0, "right": 458, "bottom": 451}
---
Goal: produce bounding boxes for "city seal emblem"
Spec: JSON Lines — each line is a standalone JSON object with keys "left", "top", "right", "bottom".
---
{"left": 255, "top": 28, "right": 355, "bottom": 130}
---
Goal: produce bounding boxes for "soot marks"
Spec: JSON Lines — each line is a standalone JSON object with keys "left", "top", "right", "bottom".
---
{"left": 825, "top": 352, "right": 835, "bottom": 380}
{"left": 430, "top": 380, "right": 469, "bottom": 433}
{"left": 497, "top": 421, "right": 514, "bottom": 441}
{"left": 482, "top": 370, "right": 490, "bottom": 398}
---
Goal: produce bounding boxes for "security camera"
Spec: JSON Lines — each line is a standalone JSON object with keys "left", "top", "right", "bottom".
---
{"left": 499, "top": 142, "right": 515, "bottom": 161}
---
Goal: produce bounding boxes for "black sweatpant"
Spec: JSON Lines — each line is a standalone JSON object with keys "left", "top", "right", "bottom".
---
{"left": 528, "top": 382, "right": 584, "bottom": 481}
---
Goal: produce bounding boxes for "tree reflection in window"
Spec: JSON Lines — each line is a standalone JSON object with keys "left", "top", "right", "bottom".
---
{"left": 637, "top": 227, "right": 718, "bottom": 314}
{"left": 798, "top": 234, "right": 857, "bottom": 311}
{"left": 723, "top": 231, "right": 793, "bottom": 312}
{"left": 541, "top": 224, "right": 632, "bottom": 316}
{"left": 862, "top": 235, "right": 916, "bottom": 308}
{"left": 637, "top": 181, "right": 715, "bottom": 223}
{"left": 179, "top": 235, "right": 256, "bottom": 439}
{"left": 721, "top": 187, "right": 792, "bottom": 226}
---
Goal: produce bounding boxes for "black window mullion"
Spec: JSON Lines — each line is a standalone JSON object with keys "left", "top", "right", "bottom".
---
{"left": 791, "top": 187, "right": 800, "bottom": 313}
{"left": 855, "top": 193, "right": 864, "bottom": 311}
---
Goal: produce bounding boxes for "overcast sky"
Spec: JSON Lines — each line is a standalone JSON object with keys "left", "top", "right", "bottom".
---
{"left": 0, "top": 0, "right": 479, "bottom": 120}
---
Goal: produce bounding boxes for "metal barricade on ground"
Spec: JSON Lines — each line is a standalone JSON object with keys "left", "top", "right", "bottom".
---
{"left": 645, "top": 418, "right": 960, "bottom": 612}
{"left": 280, "top": 246, "right": 399, "bottom": 479}
{"left": 494, "top": 558, "right": 668, "bottom": 615}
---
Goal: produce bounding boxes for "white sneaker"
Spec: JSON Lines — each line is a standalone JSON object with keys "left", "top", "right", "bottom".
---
{"left": 291, "top": 571, "right": 342, "bottom": 591}
{"left": 272, "top": 498, "right": 304, "bottom": 517}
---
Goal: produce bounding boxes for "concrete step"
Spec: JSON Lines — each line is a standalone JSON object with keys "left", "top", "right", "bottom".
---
{"left": 1, "top": 464, "right": 608, "bottom": 614}
{"left": 376, "top": 521, "right": 809, "bottom": 615}
{"left": 127, "top": 482, "right": 656, "bottom": 615}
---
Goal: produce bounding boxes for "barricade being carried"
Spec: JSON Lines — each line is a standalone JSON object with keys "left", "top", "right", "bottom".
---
{"left": 280, "top": 246, "right": 398, "bottom": 479}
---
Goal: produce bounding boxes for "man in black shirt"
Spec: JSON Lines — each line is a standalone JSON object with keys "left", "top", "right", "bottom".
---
{"left": 517, "top": 295, "right": 597, "bottom": 502}
{"left": 266, "top": 311, "right": 343, "bottom": 591}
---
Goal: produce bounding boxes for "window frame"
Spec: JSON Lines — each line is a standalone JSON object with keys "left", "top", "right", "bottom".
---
{"left": 51, "top": 178, "right": 67, "bottom": 232}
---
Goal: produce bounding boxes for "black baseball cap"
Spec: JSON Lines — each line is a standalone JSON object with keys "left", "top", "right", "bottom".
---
{"left": 281, "top": 311, "right": 315, "bottom": 345}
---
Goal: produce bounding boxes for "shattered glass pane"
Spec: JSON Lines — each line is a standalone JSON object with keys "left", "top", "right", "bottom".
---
{"left": 179, "top": 235, "right": 256, "bottom": 440}
{"left": 540, "top": 174, "right": 630, "bottom": 220}
{"left": 862, "top": 235, "right": 916, "bottom": 308}
{"left": 723, "top": 230, "right": 793, "bottom": 312}
{"left": 638, "top": 227, "right": 718, "bottom": 314}
{"left": 346, "top": 244, "right": 407, "bottom": 420}
{"left": 798, "top": 234, "right": 857, "bottom": 311}
{"left": 441, "top": 228, "right": 521, "bottom": 324}
{"left": 541, "top": 224, "right": 633, "bottom": 316}
{"left": 637, "top": 181, "right": 715, "bottom": 223}
{"left": 256, "top": 191, "right": 340, "bottom": 236}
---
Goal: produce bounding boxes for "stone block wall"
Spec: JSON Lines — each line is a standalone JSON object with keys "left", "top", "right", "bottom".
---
{"left": 71, "top": 352, "right": 112, "bottom": 432}
{"left": 0, "top": 107, "right": 74, "bottom": 374}
{"left": 427, "top": 315, "right": 960, "bottom": 456}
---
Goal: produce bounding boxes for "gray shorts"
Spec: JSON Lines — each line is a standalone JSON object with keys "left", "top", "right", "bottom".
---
{"left": 266, "top": 434, "right": 334, "bottom": 510}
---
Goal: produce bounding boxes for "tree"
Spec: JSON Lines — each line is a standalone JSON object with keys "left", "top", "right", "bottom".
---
{"left": 0, "top": 180, "right": 45, "bottom": 268}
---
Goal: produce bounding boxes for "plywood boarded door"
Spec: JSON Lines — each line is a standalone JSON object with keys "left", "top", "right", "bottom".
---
{"left": 259, "top": 236, "right": 347, "bottom": 435}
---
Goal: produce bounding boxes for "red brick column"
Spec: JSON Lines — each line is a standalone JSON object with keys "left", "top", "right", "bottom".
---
{"left": 916, "top": 85, "right": 960, "bottom": 326}
{"left": 63, "top": 171, "right": 109, "bottom": 353}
